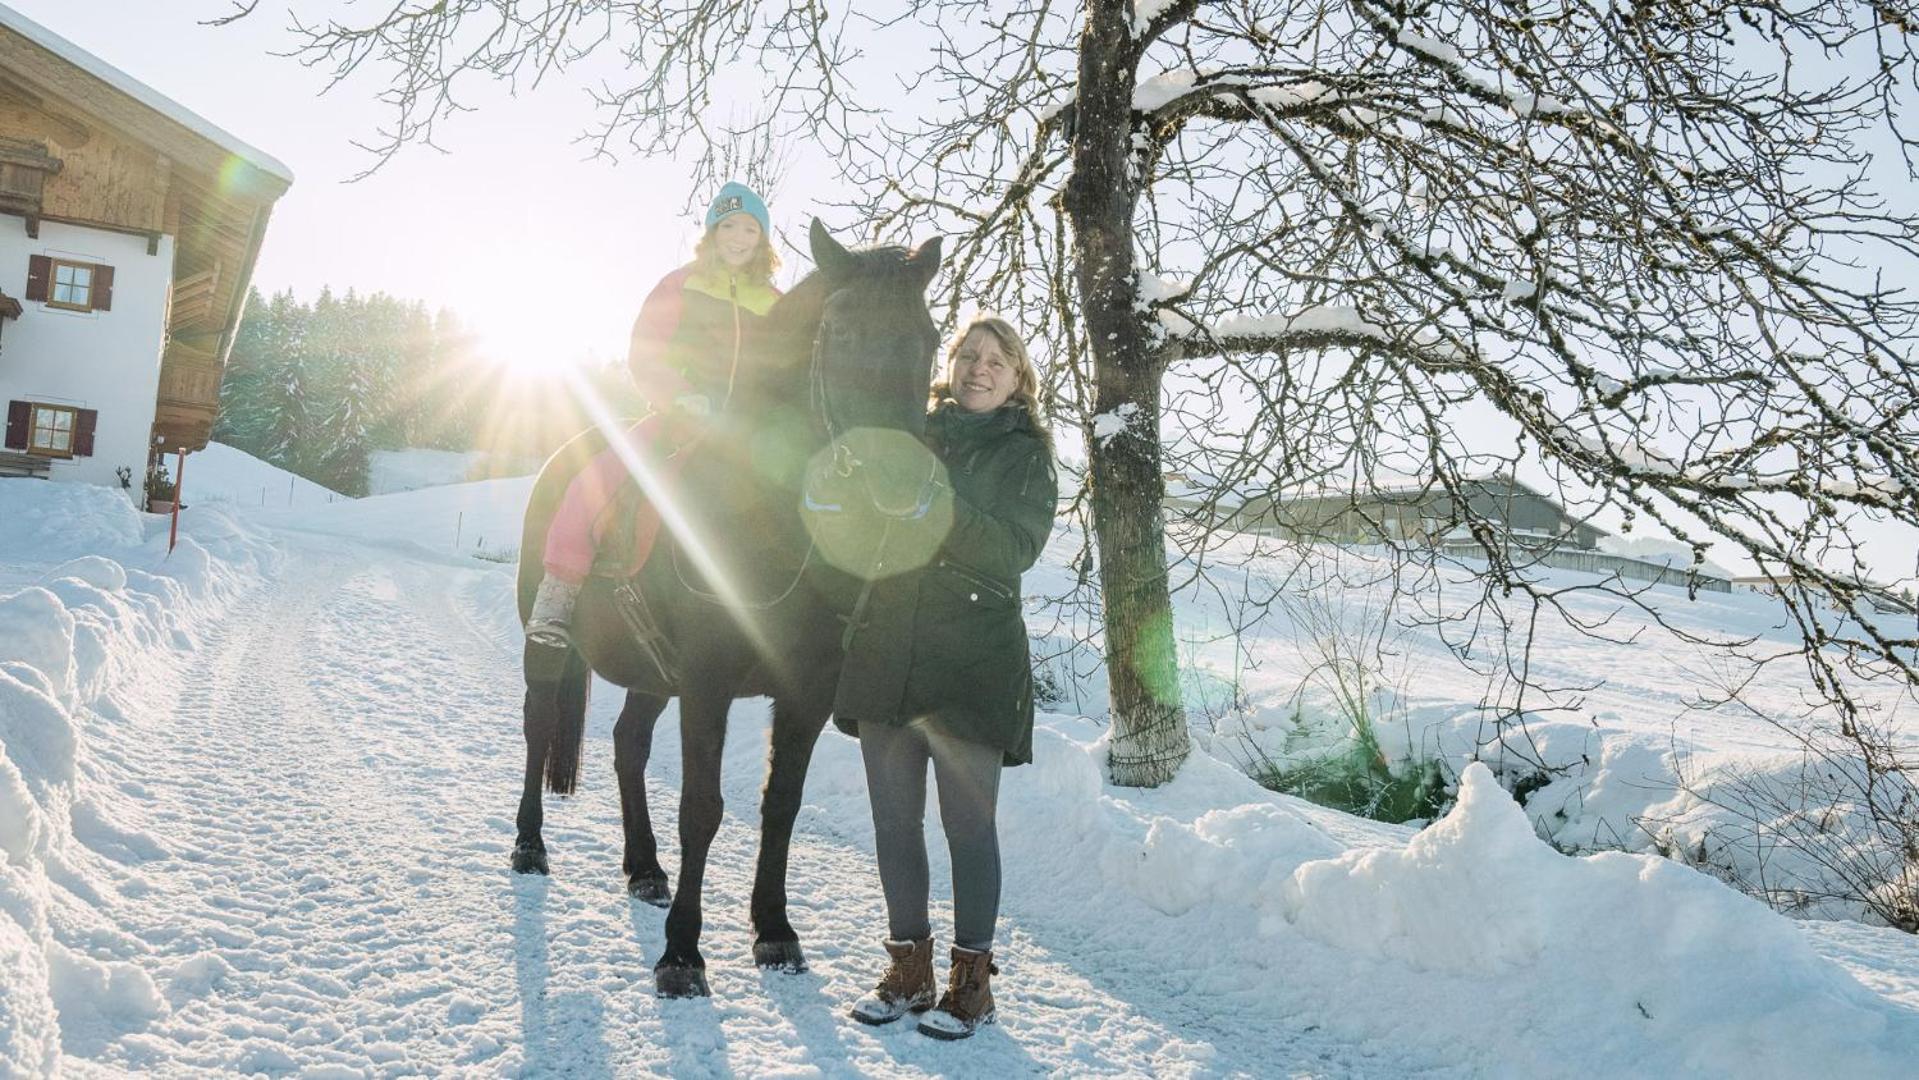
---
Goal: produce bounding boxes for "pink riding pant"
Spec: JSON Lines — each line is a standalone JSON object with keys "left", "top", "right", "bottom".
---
{"left": 541, "top": 414, "right": 690, "bottom": 584}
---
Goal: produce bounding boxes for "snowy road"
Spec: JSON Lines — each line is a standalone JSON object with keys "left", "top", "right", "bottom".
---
{"left": 68, "top": 532, "right": 1411, "bottom": 1078}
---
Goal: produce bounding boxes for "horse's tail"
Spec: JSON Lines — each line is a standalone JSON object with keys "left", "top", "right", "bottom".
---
{"left": 542, "top": 649, "right": 592, "bottom": 795}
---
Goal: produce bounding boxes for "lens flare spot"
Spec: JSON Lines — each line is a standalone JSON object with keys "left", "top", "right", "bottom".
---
{"left": 1130, "top": 608, "right": 1181, "bottom": 705}
{"left": 800, "top": 438, "right": 951, "bottom": 580}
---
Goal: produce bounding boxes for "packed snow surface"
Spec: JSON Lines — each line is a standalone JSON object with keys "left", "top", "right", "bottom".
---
{"left": 3, "top": 445, "right": 1917, "bottom": 1076}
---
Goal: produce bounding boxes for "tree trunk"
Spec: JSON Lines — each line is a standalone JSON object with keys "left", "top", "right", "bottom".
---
{"left": 1064, "top": 1, "right": 1190, "bottom": 787}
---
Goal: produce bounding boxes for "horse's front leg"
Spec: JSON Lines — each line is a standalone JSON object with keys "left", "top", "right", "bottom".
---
{"left": 655, "top": 687, "right": 730, "bottom": 998}
{"left": 614, "top": 690, "right": 671, "bottom": 905}
{"left": 750, "top": 692, "right": 833, "bottom": 972}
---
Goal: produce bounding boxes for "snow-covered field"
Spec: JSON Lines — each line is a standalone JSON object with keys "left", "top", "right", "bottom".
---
{"left": 369, "top": 449, "right": 539, "bottom": 497}
{"left": 3, "top": 446, "right": 1918, "bottom": 1077}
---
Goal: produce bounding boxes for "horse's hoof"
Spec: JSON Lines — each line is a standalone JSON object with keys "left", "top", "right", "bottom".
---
{"left": 655, "top": 963, "right": 710, "bottom": 998}
{"left": 753, "top": 939, "right": 807, "bottom": 974}
{"left": 511, "top": 838, "right": 549, "bottom": 876}
{"left": 627, "top": 872, "right": 672, "bottom": 907}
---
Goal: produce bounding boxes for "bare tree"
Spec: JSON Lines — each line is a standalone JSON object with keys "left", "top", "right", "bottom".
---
{"left": 244, "top": 4, "right": 1919, "bottom": 818}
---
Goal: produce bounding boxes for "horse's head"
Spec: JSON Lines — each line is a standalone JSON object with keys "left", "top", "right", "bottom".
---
{"left": 807, "top": 219, "right": 942, "bottom": 437}
{"left": 805, "top": 219, "right": 944, "bottom": 519}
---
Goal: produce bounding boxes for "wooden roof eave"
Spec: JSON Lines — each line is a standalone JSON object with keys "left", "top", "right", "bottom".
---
{"left": 0, "top": 19, "right": 291, "bottom": 193}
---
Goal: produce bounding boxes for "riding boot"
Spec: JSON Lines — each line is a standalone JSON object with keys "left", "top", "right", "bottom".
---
{"left": 917, "top": 945, "right": 997, "bottom": 1040}
{"left": 849, "top": 937, "right": 936, "bottom": 1025}
{"left": 525, "top": 575, "right": 581, "bottom": 683}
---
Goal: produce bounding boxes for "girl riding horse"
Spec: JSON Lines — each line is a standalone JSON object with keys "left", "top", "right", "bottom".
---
{"left": 524, "top": 183, "right": 781, "bottom": 664}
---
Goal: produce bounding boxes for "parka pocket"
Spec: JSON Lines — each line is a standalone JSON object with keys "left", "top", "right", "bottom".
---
{"left": 935, "top": 558, "right": 1016, "bottom": 605}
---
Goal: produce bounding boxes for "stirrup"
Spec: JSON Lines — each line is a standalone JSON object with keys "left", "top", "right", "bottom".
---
{"left": 525, "top": 621, "right": 571, "bottom": 649}
{"left": 523, "top": 629, "right": 572, "bottom": 685}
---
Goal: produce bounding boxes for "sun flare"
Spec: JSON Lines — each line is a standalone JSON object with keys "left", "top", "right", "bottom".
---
{"left": 473, "top": 315, "right": 593, "bottom": 384}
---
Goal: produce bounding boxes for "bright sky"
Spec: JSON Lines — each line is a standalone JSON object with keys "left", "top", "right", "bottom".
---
{"left": 8, "top": 0, "right": 808, "bottom": 370}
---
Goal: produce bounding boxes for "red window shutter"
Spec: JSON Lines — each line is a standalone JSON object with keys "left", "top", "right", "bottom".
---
{"left": 24, "top": 255, "right": 50, "bottom": 302}
{"left": 92, "top": 264, "right": 114, "bottom": 311}
{"left": 5, "top": 401, "right": 28, "bottom": 450}
{"left": 73, "top": 408, "right": 97, "bottom": 456}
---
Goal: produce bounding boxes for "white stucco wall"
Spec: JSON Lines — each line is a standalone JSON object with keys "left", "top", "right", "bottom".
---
{"left": 0, "top": 215, "right": 174, "bottom": 495}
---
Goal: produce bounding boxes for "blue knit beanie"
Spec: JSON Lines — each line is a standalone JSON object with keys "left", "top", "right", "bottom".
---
{"left": 704, "top": 181, "right": 770, "bottom": 235}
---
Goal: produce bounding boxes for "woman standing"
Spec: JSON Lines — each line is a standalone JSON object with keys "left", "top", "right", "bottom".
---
{"left": 524, "top": 182, "right": 780, "bottom": 661}
{"left": 832, "top": 316, "right": 1057, "bottom": 1040}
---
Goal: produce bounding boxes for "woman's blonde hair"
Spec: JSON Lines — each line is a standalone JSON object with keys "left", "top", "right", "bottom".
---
{"left": 933, "top": 316, "right": 1042, "bottom": 417}
{"left": 692, "top": 221, "right": 781, "bottom": 284}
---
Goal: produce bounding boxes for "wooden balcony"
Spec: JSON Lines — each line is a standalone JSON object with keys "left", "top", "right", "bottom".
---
{"left": 151, "top": 349, "right": 220, "bottom": 453}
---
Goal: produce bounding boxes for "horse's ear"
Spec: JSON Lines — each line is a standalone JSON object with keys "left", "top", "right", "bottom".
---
{"left": 907, "top": 236, "right": 943, "bottom": 294}
{"left": 810, "top": 218, "right": 856, "bottom": 280}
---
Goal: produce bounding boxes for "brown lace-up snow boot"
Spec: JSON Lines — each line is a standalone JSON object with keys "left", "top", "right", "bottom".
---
{"left": 849, "top": 937, "right": 936, "bottom": 1025}
{"left": 917, "top": 945, "right": 997, "bottom": 1040}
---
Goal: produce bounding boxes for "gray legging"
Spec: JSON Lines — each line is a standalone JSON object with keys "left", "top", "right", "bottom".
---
{"left": 860, "top": 719, "right": 1004, "bottom": 951}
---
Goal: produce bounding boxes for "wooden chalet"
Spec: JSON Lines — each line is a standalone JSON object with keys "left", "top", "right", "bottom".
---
{"left": 0, "top": 4, "right": 290, "bottom": 463}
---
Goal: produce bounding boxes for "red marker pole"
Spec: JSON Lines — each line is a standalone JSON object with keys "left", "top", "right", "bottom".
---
{"left": 167, "top": 447, "right": 185, "bottom": 554}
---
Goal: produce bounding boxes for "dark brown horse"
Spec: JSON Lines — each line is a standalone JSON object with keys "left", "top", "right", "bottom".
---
{"left": 512, "top": 221, "right": 943, "bottom": 998}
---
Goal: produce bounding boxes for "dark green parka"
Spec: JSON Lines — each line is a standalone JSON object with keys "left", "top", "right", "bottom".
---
{"left": 832, "top": 400, "right": 1058, "bottom": 765}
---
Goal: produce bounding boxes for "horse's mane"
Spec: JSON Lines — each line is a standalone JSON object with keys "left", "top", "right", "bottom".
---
{"left": 766, "top": 272, "right": 829, "bottom": 340}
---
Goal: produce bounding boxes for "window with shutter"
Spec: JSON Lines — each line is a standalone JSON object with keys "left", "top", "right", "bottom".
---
{"left": 26, "top": 403, "right": 77, "bottom": 456}
{"left": 48, "top": 259, "right": 94, "bottom": 311}
{"left": 30, "top": 257, "right": 115, "bottom": 313}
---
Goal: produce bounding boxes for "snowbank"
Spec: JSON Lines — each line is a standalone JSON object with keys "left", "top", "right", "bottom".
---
{"left": 1102, "top": 532, "right": 1919, "bottom": 925}
{"left": 0, "top": 478, "right": 274, "bottom": 1073}
{"left": 764, "top": 691, "right": 1919, "bottom": 1075}
{"left": 1281, "top": 763, "right": 1913, "bottom": 1075}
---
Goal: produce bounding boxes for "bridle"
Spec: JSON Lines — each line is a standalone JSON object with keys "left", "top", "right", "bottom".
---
{"left": 801, "top": 289, "right": 945, "bottom": 651}
{"left": 805, "top": 298, "right": 942, "bottom": 521}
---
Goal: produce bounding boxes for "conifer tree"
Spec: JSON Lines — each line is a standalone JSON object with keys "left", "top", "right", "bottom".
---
{"left": 213, "top": 287, "right": 276, "bottom": 453}
{"left": 260, "top": 289, "right": 314, "bottom": 472}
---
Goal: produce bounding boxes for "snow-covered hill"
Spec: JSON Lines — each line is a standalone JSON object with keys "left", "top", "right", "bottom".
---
{"left": 177, "top": 442, "right": 342, "bottom": 510}
{"left": 3, "top": 452, "right": 1917, "bottom": 1076}
{"left": 369, "top": 448, "right": 540, "bottom": 496}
